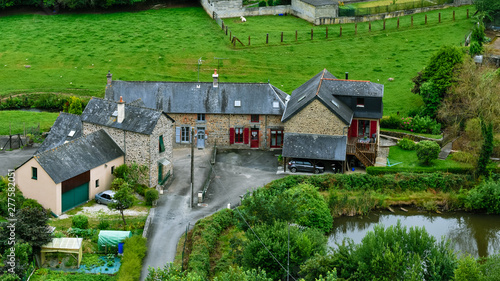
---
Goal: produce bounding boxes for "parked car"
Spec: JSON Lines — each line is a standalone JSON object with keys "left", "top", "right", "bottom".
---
{"left": 288, "top": 159, "right": 325, "bottom": 174}
{"left": 95, "top": 190, "right": 116, "bottom": 205}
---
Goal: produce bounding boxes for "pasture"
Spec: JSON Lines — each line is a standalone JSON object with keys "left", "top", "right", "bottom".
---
{"left": 0, "top": 5, "right": 474, "bottom": 114}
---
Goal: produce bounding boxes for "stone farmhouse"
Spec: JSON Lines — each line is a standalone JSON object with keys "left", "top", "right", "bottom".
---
{"left": 16, "top": 99, "right": 174, "bottom": 215}
{"left": 105, "top": 68, "right": 384, "bottom": 170}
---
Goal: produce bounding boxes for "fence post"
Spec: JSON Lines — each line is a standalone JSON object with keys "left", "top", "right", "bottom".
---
{"left": 248, "top": 36, "right": 251, "bottom": 46}
{"left": 425, "top": 14, "right": 427, "bottom": 24}
{"left": 266, "top": 33, "right": 269, "bottom": 44}
{"left": 326, "top": 26, "right": 328, "bottom": 38}
{"left": 411, "top": 16, "right": 413, "bottom": 27}
{"left": 281, "top": 32, "right": 283, "bottom": 42}
{"left": 369, "top": 22, "right": 371, "bottom": 32}
{"left": 397, "top": 18, "right": 399, "bottom": 29}
{"left": 383, "top": 20, "right": 386, "bottom": 30}
{"left": 355, "top": 23, "right": 357, "bottom": 35}
{"left": 222, "top": 21, "right": 224, "bottom": 30}
{"left": 225, "top": 26, "right": 228, "bottom": 35}
{"left": 453, "top": 10, "right": 455, "bottom": 21}
{"left": 467, "top": 9, "right": 469, "bottom": 19}
{"left": 311, "top": 29, "right": 313, "bottom": 40}
{"left": 230, "top": 31, "right": 232, "bottom": 41}
{"left": 340, "top": 25, "right": 342, "bottom": 37}
{"left": 439, "top": 13, "right": 441, "bottom": 23}
{"left": 295, "top": 30, "right": 297, "bottom": 41}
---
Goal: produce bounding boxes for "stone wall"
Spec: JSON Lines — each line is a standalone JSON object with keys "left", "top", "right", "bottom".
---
{"left": 291, "top": 0, "right": 338, "bottom": 25}
{"left": 170, "top": 113, "right": 283, "bottom": 149}
{"left": 149, "top": 115, "right": 175, "bottom": 188}
{"left": 284, "top": 99, "right": 348, "bottom": 135}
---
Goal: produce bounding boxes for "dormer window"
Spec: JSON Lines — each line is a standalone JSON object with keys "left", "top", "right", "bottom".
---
{"left": 357, "top": 98, "right": 365, "bottom": 107}
{"left": 234, "top": 100, "right": 241, "bottom": 107}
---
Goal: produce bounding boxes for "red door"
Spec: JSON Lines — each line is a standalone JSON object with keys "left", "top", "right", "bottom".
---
{"left": 250, "top": 129, "right": 259, "bottom": 148}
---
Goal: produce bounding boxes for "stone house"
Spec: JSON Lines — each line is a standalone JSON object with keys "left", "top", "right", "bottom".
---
{"left": 281, "top": 69, "right": 383, "bottom": 170}
{"left": 81, "top": 97, "right": 175, "bottom": 188}
{"left": 105, "top": 70, "right": 288, "bottom": 150}
{"left": 16, "top": 129, "right": 124, "bottom": 215}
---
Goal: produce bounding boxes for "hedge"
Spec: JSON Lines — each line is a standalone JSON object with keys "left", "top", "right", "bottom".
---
{"left": 187, "top": 208, "right": 237, "bottom": 279}
{"left": 116, "top": 235, "right": 147, "bottom": 281}
{"left": 367, "top": 166, "right": 500, "bottom": 176}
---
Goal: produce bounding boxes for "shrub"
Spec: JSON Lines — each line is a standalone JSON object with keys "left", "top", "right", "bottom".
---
{"left": 411, "top": 115, "right": 441, "bottom": 134}
{"left": 380, "top": 115, "right": 402, "bottom": 129}
{"left": 416, "top": 140, "right": 440, "bottom": 165}
{"left": 72, "top": 214, "right": 89, "bottom": 229}
{"left": 454, "top": 255, "right": 482, "bottom": 281}
{"left": 469, "top": 41, "right": 483, "bottom": 56}
{"left": 111, "top": 178, "right": 127, "bottom": 191}
{"left": 397, "top": 137, "right": 417, "bottom": 150}
{"left": 117, "top": 235, "right": 148, "bottom": 281}
{"left": 465, "top": 178, "right": 500, "bottom": 213}
{"left": 135, "top": 184, "right": 148, "bottom": 196}
{"left": 113, "top": 164, "right": 129, "bottom": 179}
{"left": 258, "top": 0, "right": 266, "bottom": 6}
{"left": 145, "top": 188, "right": 159, "bottom": 206}
{"left": 451, "top": 151, "right": 475, "bottom": 164}
{"left": 21, "top": 198, "right": 44, "bottom": 210}
{"left": 98, "top": 219, "right": 110, "bottom": 230}
{"left": 480, "top": 254, "right": 500, "bottom": 281}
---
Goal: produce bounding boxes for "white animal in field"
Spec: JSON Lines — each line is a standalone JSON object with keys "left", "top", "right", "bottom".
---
{"left": 240, "top": 16, "right": 246, "bottom": 22}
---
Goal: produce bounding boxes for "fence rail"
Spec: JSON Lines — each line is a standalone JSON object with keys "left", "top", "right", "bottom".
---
{"left": 339, "top": 0, "right": 454, "bottom": 16}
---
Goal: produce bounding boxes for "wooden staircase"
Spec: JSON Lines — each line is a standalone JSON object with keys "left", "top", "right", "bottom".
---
{"left": 354, "top": 146, "right": 374, "bottom": 167}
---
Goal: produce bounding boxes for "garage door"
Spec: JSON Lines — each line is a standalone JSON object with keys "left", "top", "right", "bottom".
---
{"left": 62, "top": 182, "right": 89, "bottom": 212}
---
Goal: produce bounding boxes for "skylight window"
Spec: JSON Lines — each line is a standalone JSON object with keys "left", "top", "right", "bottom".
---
{"left": 234, "top": 100, "right": 241, "bottom": 107}
{"left": 112, "top": 110, "right": 118, "bottom": 117}
{"left": 68, "top": 130, "right": 75, "bottom": 137}
{"left": 273, "top": 101, "right": 279, "bottom": 108}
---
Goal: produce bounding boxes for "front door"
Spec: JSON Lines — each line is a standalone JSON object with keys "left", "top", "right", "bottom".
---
{"left": 250, "top": 129, "right": 259, "bottom": 148}
{"left": 197, "top": 129, "right": 205, "bottom": 149}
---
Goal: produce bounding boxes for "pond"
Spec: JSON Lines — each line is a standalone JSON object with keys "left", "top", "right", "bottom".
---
{"left": 328, "top": 209, "right": 500, "bottom": 257}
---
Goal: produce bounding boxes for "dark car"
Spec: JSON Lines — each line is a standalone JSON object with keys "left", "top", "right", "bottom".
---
{"left": 95, "top": 190, "right": 116, "bottom": 205}
{"left": 288, "top": 159, "right": 325, "bottom": 174}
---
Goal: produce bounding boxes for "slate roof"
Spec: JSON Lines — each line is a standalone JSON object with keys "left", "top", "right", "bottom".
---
{"left": 281, "top": 69, "right": 354, "bottom": 124}
{"left": 81, "top": 98, "right": 173, "bottom": 135}
{"left": 105, "top": 81, "right": 287, "bottom": 115}
{"left": 36, "top": 112, "right": 82, "bottom": 154}
{"left": 34, "top": 130, "right": 124, "bottom": 184}
{"left": 282, "top": 133, "right": 347, "bottom": 161}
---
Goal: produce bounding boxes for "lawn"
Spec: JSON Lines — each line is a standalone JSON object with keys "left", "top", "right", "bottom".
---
{"left": 387, "top": 146, "right": 471, "bottom": 169}
{"left": 381, "top": 128, "right": 442, "bottom": 139}
{"left": 0, "top": 6, "right": 474, "bottom": 115}
{"left": 0, "top": 110, "right": 59, "bottom": 135}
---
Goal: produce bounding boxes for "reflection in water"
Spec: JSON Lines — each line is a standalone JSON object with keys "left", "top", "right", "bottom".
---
{"left": 328, "top": 210, "right": 500, "bottom": 257}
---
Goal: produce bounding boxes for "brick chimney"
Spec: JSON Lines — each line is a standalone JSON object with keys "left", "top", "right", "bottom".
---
{"left": 117, "top": 96, "right": 125, "bottom": 123}
{"left": 212, "top": 69, "right": 219, "bottom": 88}
{"left": 107, "top": 70, "right": 113, "bottom": 86}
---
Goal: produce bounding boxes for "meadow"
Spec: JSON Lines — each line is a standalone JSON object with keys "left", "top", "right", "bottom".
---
{"left": 0, "top": 110, "right": 59, "bottom": 135}
{"left": 0, "top": 5, "right": 474, "bottom": 115}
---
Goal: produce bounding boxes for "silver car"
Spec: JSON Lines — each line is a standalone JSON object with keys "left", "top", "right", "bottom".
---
{"left": 95, "top": 190, "right": 116, "bottom": 205}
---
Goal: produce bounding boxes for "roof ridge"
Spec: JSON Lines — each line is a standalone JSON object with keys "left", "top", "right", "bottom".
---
{"left": 58, "top": 111, "right": 82, "bottom": 118}
{"left": 90, "top": 96, "right": 163, "bottom": 113}
{"left": 322, "top": 78, "right": 371, "bottom": 83}
{"left": 315, "top": 69, "right": 327, "bottom": 96}
{"left": 115, "top": 80, "right": 270, "bottom": 85}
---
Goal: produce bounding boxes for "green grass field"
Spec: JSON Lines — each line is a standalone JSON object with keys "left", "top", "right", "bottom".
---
{"left": 0, "top": 111, "right": 59, "bottom": 135}
{"left": 0, "top": 5, "right": 474, "bottom": 115}
{"left": 388, "top": 146, "right": 471, "bottom": 168}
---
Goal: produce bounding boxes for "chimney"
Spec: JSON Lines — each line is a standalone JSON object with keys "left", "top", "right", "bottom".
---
{"left": 212, "top": 69, "right": 219, "bottom": 88}
{"left": 117, "top": 96, "right": 125, "bottom": 123}
{"left": 107, "top": 70, "right": 113, "bottom": 86}
{"left": 345, "top": 72, "right": 349, "bottom": 80}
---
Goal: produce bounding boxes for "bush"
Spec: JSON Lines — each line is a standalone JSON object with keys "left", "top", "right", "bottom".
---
{"left": 135, "top": 184, "right": 148, "bottom": 196}
{"left": 451, "top": 151, "right": 475, "bottom": 164}
{"left": 480, "top": 254, "right": 500, "bottom": 280}
{"left": 416, "top": 140, "right": 440, "bottom": 165}
{"left": 117, "top": 235, "right": 147, "bottom": 281}
{"left": 380, "top": 115, "right": 402, "bottom": 129}
{"left": 454, "top": 255, "right": 482, "bottom": 281}
{"left": 412, "top": 115, "right": 441, "bottom": 134}
{"left": 469, "top": 41, "right": 483, "bottom": 56}
{"left": 397, "top": 138, "right": 417, "bottom": 150}
{"left": 145, "top": 188, "right": 159, "bottom": 206}
{"left": 113, "top": 164, "right": 129, "bottom": 179}
{"left": 258, "top": 0, "right": 266, "bottom": 6}
{"left": 111, "top": 178, "right": 127, "bottom": 191}
{"left": 465, "top": 178, "right": 500, "bottom": 213}
{"left": 72, "top": 214, "right": 89, "bottom": 229}
{"left": 98, "top": 219, "right": 110, "bottom": 230}
{"left": 21, "top": 198, "right": 44, "bottom": 210}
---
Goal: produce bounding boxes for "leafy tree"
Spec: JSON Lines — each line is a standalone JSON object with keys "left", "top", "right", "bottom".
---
{"left": 113, "top": 164, "right": 130, "bottom": 179}
{"left": 300, "top": 253, "right": 336, "bottom": 281}
{"left": 146, "top": 263, "right": 204, "bottom": 281}
{"left": 109, "top": 185, "right": 135, "bottom": 227}
{"left": 480, "top": 254, "right": 500, "bottom": 280}
{"left": 416, "top": 140, "right": 440, "bottom": 165}
{"left": 469, "top": 41, "right": 483, "bottom": 57}
{"left": 465, "top": 178, "right": 500, "bottom": 213}
{"left": 111, "top": 178, "right": 127, "bottom": 191}
{"left": 471, "top": 22, "right": 486, "bottom": 46}
{"left": 475, "top": 0, "right": 500, "bottom": 23}
{"left": 477, "top": 121, "right": 493, "bottom": 176}
{"left": 329, "top": 221, "right": 456, "bottom": 280}
{"left": 412, "top": 45, "right": 464, "bottom": 117}
{"left": 63, "top": 96, "right": 84, "bottom": 115}
{"left": 242, "top": 221, "right": 327, "bottom": 280}
{"left": 213, "top": 266, "right": 272, "bottom": 281}
{"left": 453, "top": 255, "right": 482, "bottom": 281}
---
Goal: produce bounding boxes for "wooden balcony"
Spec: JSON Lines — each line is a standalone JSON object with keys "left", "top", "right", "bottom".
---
{"left": 346, "top": 137, "right": 378, "bottom": 167}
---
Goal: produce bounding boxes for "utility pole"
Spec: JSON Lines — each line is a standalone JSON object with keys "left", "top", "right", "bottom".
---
{"left": 287, "top": 223, "right": 290, "bottom": 281}
{"left": 190, "top": 128, "right": 195, "bottom": 208}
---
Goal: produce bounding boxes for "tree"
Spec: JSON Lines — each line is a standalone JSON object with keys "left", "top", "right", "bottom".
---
{"left": 477, "top": 121, "right": 493, "bottom": 177}
{"left": 63, "top": 96, "right": 84, "bottom": 115}
{"left": 242, "top": 221, "right": 327, "bottom": 280}
{"left": 416, "top": 140, "right": 440, "bottom": 165}
{"left": 475, "top": 0, "right": 500, "bottom": 23}
{"left": 109, "top": 185, "right": 135, "bottom": 227}
{"left": 453, "top": 255, "right": 482, "bottom": 281}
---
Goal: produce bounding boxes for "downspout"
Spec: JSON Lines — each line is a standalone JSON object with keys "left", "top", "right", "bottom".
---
{"left": 149, "top": 134, "right": 153, "bottom": 188}
{"left": 265, "top": 115, "right": 268, "bottom": 149}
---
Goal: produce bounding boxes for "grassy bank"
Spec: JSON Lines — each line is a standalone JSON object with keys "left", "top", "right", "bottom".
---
{"left": 0, "top": 6, "right": 474, "bottom": 115}
{"left": 387, "top": 145, "right": 472, "bottom": 169}
{"left": 0, "top": 110, "right": 59, "bottom": 135}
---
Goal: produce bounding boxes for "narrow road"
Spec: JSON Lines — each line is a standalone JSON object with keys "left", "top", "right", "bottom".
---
{"left": 140, "top": 148, "right": 284, "bottom": 279}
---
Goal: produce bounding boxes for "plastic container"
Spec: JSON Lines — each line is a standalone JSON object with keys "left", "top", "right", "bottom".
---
{"left": 118, "top": 242, "right": 124, "bottom": 254}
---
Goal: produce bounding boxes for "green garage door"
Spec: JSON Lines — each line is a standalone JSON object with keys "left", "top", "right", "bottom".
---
{"left": 62, "top": 182, "right": 89, "bottom": 212}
